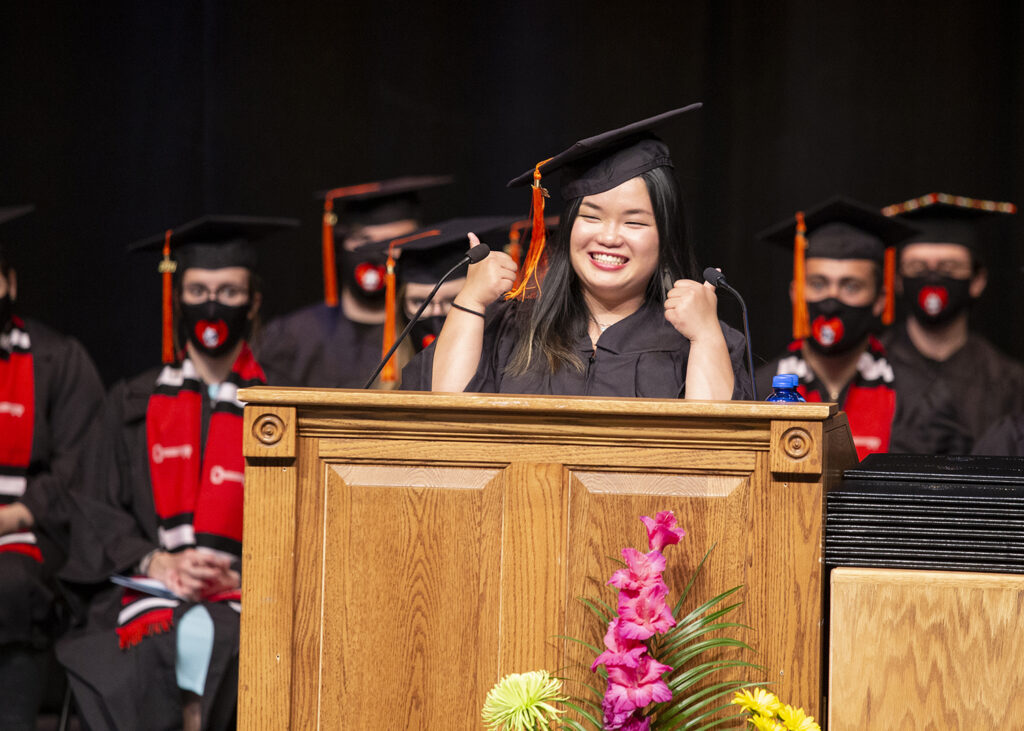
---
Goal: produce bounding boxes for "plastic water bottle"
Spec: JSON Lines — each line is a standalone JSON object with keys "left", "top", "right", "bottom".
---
{"left": 765, "top": 373, "right": 805, "bottom": 402}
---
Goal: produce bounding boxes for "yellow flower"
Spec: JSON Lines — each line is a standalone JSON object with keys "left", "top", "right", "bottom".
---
{"left": 481, "top": 670, "right": 566, "bottom": 731}
{"left": 732, "top": 688, "right": 782, "bottom": 717}
{"left": 748, "top": 714, "right": 785, "bottom": 731}
{"left": 778, "top": 703, "right": 821, "bottom": 731}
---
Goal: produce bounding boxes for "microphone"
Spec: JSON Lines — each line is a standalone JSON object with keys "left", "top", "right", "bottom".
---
{"left": 363, "top": 243, "right": 491, "bottom": 388}
{"left": 703, "top": 267, "right": 757, "bottom": 400}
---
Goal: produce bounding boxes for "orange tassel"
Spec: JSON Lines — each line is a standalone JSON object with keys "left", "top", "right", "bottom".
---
{"left": 792, "top": 212, "right": 810, "bottom": 340}
{"left": 505, "top": 158, "right": 552, "bottom": 300}
{"left": 882, "top": 245, "right": 896, "bottom": 325}
{"left": 322, "top": 198, "right": 339, "bottom": 307}
{"left": 379, "top": 246, "right": 398, "bottom": 384}
{"left": 159, "top": 230, "right": 177, "bottom": 364}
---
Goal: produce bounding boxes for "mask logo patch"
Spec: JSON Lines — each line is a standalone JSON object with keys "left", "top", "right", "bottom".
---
{"left": 812, "top": 316, "right": 844, "bottom": 347}
{"left": 354, "top": 262, "right": 386, "bottom": 293}
{"left": 918, "top": 285, "right": 948, "bottom": 317}
{"left": 196, "top": 320, "right": 228, "bottom": 348}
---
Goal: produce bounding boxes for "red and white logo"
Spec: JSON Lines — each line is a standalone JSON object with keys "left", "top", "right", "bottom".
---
{"left": 354, "top": 262, "right": 386, "bottom": 293}
{"left": 812, "top": 316, "right": 844, "bottom": 347}
{"left": 918, "top": 285, "right": 948, "bottom": 317}
{"left": 196, "top": 320, "right": 228, "bottom": 348}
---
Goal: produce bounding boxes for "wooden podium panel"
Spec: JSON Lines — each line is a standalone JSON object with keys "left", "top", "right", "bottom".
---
{"left": 829, "top": 568, "right": 1024, "bottom": 730}
{"left": 238, "top": 389, "right": 856, "bottom": 730}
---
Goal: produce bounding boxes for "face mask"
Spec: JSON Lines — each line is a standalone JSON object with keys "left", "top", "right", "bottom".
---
{"left": 902, "top": 275, "right": 972, "bottom": 328}
{"left": 0, "top": 295, "right": 11, "bottom": 329}
{"left": 408, "top": 315, "right": 445, "bottom": 352}
{"left": 805, "top": 298, "right": 876, "bottom": 356}
{"left": 339, "top": 249, "right": 387, "bottom": 305}
{"left": 179, "top": 301, "right": 250, "bottom": 358}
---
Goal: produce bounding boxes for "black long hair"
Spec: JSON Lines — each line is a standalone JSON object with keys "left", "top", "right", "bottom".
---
{"left": 506, "top": 166, "right": 697, "bottom": 376}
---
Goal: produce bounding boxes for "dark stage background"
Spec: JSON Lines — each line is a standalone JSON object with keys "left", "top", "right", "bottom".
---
{"left": 2, "top": 1, "right": 1022, "bottom": 385}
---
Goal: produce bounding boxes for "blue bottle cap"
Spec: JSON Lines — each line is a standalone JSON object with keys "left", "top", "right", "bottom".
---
{"left": 772, "top": 373, "right": 799, "bottom": 389}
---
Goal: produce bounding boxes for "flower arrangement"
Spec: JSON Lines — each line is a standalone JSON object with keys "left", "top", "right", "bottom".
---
{"left": 730, "top": 688, "right": 821, "bottom": 731}
{"left": 558, "top": 511, "right": 763, "bottom": 731}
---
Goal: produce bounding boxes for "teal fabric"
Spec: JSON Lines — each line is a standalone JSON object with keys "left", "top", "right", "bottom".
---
{"left": 175, "top": 605, "right": 215, "bottom": 694}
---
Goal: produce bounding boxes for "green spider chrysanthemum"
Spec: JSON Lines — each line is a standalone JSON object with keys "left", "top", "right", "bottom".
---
{"left": 481, "top": 670, "right": 566, "bottom": 731}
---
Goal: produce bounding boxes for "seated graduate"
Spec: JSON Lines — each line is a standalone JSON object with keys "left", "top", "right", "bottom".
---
{"left": 0, "top": 205, "right": 104, "bottom": 731}
{"left": 755, "top": 197, "right": 918, "bottom": 460}
{"left": 402, "top": 105, "right": 751, "bottom": 399}
{"left": 257, "top": 175, "right": 451, "bottom": 388}
{"left": 356, "top": 216, "right": 519, "bottom": 388}
{"left": 880, "top": 193, "right": 1023, "bottom": 455}
{"left": 57, "top": 215, "right": 297, "bottom": 731}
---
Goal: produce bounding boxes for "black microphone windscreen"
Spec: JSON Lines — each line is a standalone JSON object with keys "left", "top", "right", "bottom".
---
{"left": 703, "top": 266, "right": 724, "bottom": 286}
{"left": 466, "top": 244, "right": 491, "bottom": 264}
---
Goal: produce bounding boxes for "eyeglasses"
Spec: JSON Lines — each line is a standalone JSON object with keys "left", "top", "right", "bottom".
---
{"left": 181, "top": 284, "right": 250, "bottom": 306}
{"left": 900, "top": 261, "right": 973, "bottom": 279}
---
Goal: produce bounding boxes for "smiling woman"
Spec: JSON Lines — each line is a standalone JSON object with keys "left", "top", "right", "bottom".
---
{"left": 401, "top": 106, "right": 753, "bottom": 400}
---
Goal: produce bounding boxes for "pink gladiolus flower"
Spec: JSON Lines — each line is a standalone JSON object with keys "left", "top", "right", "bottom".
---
{"left": 640, "top": 511, "right": 686, "bottom": 551}
{"left": 608, "top": 548, "right": 667, "bottom": 593}
{"left": 605, "top": 655, "right": 674, "bottom": 710}
{"left": 591, "top": 618, "right": 647, "bottom": 671}
{"left": 618, "top": 582, "right": 676, "bottom": 640}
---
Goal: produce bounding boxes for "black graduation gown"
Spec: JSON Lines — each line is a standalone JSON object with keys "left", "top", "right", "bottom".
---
{"left": 57, "top": 368, "right": 240, "bottom": 731}
{"left": 255, "top": 302, "right": 384, "bottom": 388}
{"left": 401, "top": 299, "right": 752, "bottom": 399}
{"left": 884, "top": 323, "right": 1024, "bottom": 455}
{"left": 0, "top": 317, "right": 103, "bottom": 647}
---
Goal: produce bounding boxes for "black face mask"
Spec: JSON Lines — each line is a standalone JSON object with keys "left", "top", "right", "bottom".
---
{"left": 408, "top": 315, "right": 445, "bottom": 352}
{"left": 339, "top": 249, "right": 387, "bottom": 306}
{"left": 902, "top": 275, "right": 972, "bottom": 328}
{"left": 0, "top": 295, "right": 11, "bottom": 330}
{"left": 179, "top": 301, "right": 250, "bottom": 358}
{"left": 805, "top": 298, "right": 876, "bottom": 356}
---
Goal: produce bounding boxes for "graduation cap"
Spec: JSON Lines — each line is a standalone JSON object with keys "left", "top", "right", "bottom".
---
{"left": 316, "top": 175, "right": 453, "bottom": 307}
{"left": 758, "top": 196, "right": 919, "bottom": 339}
{"left": 358, "top": 216, "right": 519, "bottom": 384}
{"left": 881, "top": 193, "right": 1017, "bottom": 253}
{"left": 503, "top": 103, "right": 702, "bottom": 300}
{"left": 129, "top": 214, "right": 300, "bottom": 363}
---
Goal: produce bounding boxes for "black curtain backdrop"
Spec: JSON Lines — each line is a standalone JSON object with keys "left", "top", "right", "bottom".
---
{"left": 2, "top": 0, "right": 1021, "bottom": 385}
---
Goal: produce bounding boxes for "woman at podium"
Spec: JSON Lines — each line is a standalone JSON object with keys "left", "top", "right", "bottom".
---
{"left": 402, "top": 105, "right": 751, "bottom": 399}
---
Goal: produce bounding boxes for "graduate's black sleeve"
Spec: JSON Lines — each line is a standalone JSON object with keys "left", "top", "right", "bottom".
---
{"left": 19, "top": 329, "right": 104, "bottom": 545}
{"left": 61, "top": 376, "right": 158, "bottom": 585}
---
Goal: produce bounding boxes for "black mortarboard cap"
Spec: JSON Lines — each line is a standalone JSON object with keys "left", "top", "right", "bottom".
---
{"left": 0, "top": 205, "right": 34, "bottom": 227}
{"left": 506, "top": 103, "right": 701, "bottom": 199}
{"left": 317, "top": 175, "right": 453, "bottom": 229}
{"left": 882, "top": 193, "right": 1017, "bottom": 251}
{"left": 128, "top": 214, "right": 300, "bottom": 270}
{"left": 758, "top": 196, "right": 918, "bottom": 263}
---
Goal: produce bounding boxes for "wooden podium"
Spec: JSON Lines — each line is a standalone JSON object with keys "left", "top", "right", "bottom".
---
{"left": 237, "top": 389, "right": 856, "bottom": 729}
